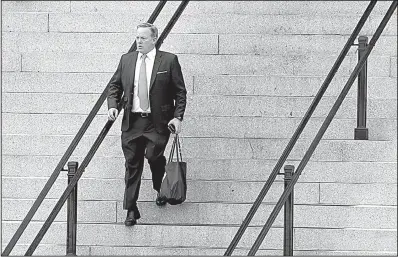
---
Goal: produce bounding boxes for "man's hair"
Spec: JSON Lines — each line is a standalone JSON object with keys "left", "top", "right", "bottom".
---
{"left": 136, "top": 22, "right": 158, "bottom": 38}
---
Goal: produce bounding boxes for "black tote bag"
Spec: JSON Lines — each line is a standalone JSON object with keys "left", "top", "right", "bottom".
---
{"left": 159, "top": 134, "right": 187, "bottom": 205}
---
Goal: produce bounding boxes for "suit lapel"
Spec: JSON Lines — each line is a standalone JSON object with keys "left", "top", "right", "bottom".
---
{"left": 150, "top": 51, "right": 163, "bottom": 91}
{"left": 126, "top": 51, "right": 138, "bottom": 95}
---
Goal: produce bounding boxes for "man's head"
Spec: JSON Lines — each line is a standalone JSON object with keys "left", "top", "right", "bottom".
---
{"left": 136, "top": 23, "right": 158, "bottom": 54}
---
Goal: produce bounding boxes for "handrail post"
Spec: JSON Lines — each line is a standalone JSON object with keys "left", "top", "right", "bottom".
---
{"left": 66, "top": 162, "right": 78, "bottom": 256}
{"left": 283, "top": 165, "right": 294, "bottom": 256}
{"left": 354, "top": 35, "right": 369, "bottom": 140}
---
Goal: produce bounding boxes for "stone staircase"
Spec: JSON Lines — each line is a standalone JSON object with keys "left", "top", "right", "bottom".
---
{"left": 2, "top": 1, "right": 397, "bottom": 255}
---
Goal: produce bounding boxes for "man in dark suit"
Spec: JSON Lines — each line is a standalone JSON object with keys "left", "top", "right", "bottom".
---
{"left": 107, "top": 22, "right": 187, "bottom": 226}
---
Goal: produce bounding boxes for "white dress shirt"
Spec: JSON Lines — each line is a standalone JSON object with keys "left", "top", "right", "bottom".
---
{"left": 132, "top": 47, "right": 156, "bottom": 113}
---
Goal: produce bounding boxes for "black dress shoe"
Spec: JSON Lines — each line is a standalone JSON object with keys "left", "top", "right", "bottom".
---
{"left": 124, "top": 209, "right": 140, "bottom": 226}
{"left": 156, "top": 193, "right": 167, "bottom": 206}
{"left": 124, "top": 216, "right": 136, "bottom": 226}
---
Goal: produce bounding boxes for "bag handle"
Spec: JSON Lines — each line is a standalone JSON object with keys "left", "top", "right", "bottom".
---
{"left": 168, "top": 136, "right": 177, "bottom": 163}
{"left": 168, "top": 134, "right": 183, "bottom": 163}
{"left": 175, "top": 134, "right": 183, "bottom": 162}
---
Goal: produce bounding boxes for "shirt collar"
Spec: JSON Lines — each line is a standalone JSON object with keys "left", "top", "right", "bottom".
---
{"left": 138, "top": 47, "right": 156, "bottom": 60}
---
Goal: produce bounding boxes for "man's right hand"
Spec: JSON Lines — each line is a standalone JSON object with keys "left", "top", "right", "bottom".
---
{"left": 108, "top": 108, "right": 119, "bottom": 121}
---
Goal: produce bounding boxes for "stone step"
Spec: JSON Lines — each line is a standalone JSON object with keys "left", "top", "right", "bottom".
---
{"left": 217, "top": 34, "right": 396, "bottom": 57}
{"left": 2, "top": 134, "right": 397, "bottom": 161}
{"left": 2, "top": 155, "right": 397, "bottom": 184}
{"left": 191, "top": 75, "right": 397, "bottom": 99}
{"left": 4, "top": 10, "right": 395, "bottom": 35}
{"left": 2, "top": 176, "right": 396, "bottom": 206}
{"left": 1, "top": 244, "right": 90, "bottom": 256}
{"left": 2, "top": 1, "right": 71, "bottom": 13}
{"left": 2, "top": 32, "right": 396, "bottom": 57}
{"left": 11, "top": 52, "right": 394, "bottom": 78}
{"left": 2, "top": 32, "right": 220, "bottom": 55}
{"left": 3, "top": 52, "right": 396, "bottom": 79}
{"left": 185, "top": 95, "right": 396, "bottom": 119}
{"left": 2, "top": 93, "right": 396, "bottom": 120}
{"left": 2, "top": 1, "right": 394, "bottom": 17}
{"left": 2, "top": 113, "right": 397, "bottom": 141}
{"left": 1, "top": 177, "right": 319, "bottom": 204}
{"left": 2, "top": 222, "right": 396, "bottom": 252}
{"left": 3, "top": 72, "right": 397, "bottom": 100}
{"left": 0, "top": 222, "right": 281, "bottom": 249}
{"left": 181, "top": 117, "right": 396, "bottom": 140}
{"left": 4, "top": 51, "right": 395, "bottom": 78}
{"left": 2, "top": 199, "right": 396, "bottom": 229}
{"left": 2, "top": 244, "right": 396, "bottom": 256}
{"left": 2, "top": 52, "right": 396, "bottom": 77}
{"left": 2, "top": 12, "right": 48, "bottom": 32}
{"left": 2, "top": 52, "right": 20, "bottom": 72}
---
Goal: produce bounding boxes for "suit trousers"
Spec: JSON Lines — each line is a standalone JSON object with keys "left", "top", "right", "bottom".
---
{"left": 121, "top": 112, "right": 170, "bottom": 211}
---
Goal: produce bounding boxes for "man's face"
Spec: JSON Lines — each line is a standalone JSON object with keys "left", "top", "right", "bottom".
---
{"left": 136, "top": 27, "right": 157, "bottom": 54}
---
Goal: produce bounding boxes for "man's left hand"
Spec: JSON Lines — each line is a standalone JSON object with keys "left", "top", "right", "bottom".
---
{"left": 168, "top": 118, "right": 182, "bottom": 134}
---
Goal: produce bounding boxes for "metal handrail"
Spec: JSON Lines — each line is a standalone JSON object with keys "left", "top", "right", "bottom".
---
{"left": 22, "top": 1, "right": 189, "bottom": 255}
{"left": 2, "top": 1, "right": 168, "bottom": 256}
{"left": 248, "top": 2, "right": 396, "bottom": 254}
{"left": 224, "top": 1, "right": 378, "bottom": 255}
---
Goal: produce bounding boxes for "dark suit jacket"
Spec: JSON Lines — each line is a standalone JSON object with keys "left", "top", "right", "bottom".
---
{"left": 107, "top": 50, "right": 187, "bottom": 134}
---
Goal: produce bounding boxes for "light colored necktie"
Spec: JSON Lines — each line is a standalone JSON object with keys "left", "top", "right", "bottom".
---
{"left": 138, "top": 54, "right": 149, "bottom": 111}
